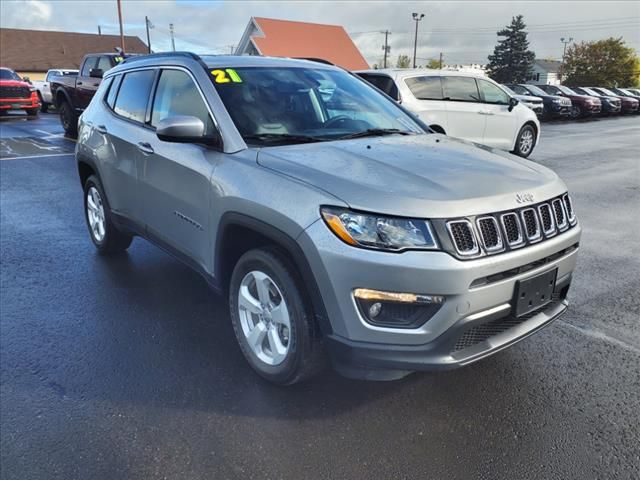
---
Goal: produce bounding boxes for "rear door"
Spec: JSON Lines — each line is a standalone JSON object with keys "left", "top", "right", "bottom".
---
{"left": 441, "top": 76, "right": 485, "bottom": 144}
{"left": 476, "top": 78, "right": 517, "bottom": 150}
{"left": 137, "top": 68, "right": 218, "bottom": 266}
{"left": 401, "top": 75, "right": 447, "bottom": 131}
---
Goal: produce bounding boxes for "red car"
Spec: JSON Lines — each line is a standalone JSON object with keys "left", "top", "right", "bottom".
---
{"left": 0, "top": 67, "right": 40, "bottom": 116}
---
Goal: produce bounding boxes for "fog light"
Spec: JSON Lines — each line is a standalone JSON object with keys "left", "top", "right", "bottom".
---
{"left": 369, "top": 302, "right": 382, "bottom": 318}
{"left": 353, "top": 288, "right": 444, "bottom": 329}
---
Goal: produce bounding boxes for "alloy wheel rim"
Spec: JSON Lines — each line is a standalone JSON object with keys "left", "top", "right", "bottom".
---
{"left": 237, "top": 270, "right": 291, "bottom": 366}
{"left": 520, "top": 129, "right": 534, "bottom": 154}
{"left": 86, "top": 186, "right": 106, "bottom": 242}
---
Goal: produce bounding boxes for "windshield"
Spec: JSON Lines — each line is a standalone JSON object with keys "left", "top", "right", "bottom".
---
{"left": 557, "top": 85, "right": 577, "bottom": 95}
{"left": 502, "top": 85, "right": 516, "bottom": 95}
{"left": 579, "top": 87, "right": 599, "bottom": 96}
{"left": 525, "top": 85, "right": 547, "bottom": 96}
{"left": 209, "top": 66, "right": 424, "bottom": 145}
{"left": 0, "top": 69, "right": 22, "bottom": 81}
{"left": 597, "top": 87, "right": 617, "bottom": 96}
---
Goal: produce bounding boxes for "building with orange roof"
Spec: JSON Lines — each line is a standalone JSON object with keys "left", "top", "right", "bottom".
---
{"left": 235, "top": 17, "right": 369, "bottom": 71}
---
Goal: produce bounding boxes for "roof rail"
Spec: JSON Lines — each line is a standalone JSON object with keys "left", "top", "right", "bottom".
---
{"left": 121, "top": 51, "right": 202, "bottom": 64}
{"left": 294, "top": 57, "right": 335, "bottom": 66}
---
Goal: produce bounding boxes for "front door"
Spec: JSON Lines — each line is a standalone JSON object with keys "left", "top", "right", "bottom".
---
{"left": 441, "top": 76, "right": 486, "bottom": 144}
{"left": 476, "top": 79, "right": 517, "bottom": 150}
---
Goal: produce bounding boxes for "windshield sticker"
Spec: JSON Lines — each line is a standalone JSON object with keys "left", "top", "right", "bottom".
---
{"left": 211, "top": 68, "right": 243, "bottom": 84}
{"left": 114, "top": 56, "right": 124, "bottom": 63}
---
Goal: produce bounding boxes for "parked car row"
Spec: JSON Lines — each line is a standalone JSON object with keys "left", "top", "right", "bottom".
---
{"left": 535, "top": 84, "right": 639, "bottom": 117}
{"left": 33, "top": 68, "right": 78, "bottom": 112}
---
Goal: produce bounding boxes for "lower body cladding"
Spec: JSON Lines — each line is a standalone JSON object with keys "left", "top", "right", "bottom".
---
{"left": 300, "top": 220, "right": 581, "bottom": 380}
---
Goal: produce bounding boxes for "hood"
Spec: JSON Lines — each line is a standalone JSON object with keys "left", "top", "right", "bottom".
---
{"left": 0, "top": 79, "right": 32, "bottom": 88}
{"left": 257, "top": 134, "right": 566, "bottom": 218}
{"left": 516, "top": 94, "right": 542, "bottom": 103}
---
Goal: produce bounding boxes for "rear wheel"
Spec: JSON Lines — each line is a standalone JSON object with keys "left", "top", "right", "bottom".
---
{"left": 59, "top": 100, "right": 78, "bottom": 137}
{"left": 83, "top": 175, "right": 132, "bottom": 254}
{"left": 513, "top": 124, "right": 536, "bottom": 158}
{"left": 229, "top": 248, "right": 325, "bottom": 385}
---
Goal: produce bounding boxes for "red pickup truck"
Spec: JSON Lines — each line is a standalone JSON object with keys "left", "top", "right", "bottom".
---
{"left": 0, "top": 67, "right": 40, "bottom": 116}
{"left": 50, "top": 53, "right": 137, "bottom": 135}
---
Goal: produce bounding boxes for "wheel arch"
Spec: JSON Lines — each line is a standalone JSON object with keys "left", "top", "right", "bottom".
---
{"left": 513, "top": 120, "right": 539, "bottom": 151}
{"left": 54, "top": 88, "right": 73, "bottom": 109}
{"left": 215, "top": 212, "right": 332, "bottom": 336}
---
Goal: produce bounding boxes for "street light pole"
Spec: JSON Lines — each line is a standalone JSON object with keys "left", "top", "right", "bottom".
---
{"left": 116, "top": 0, "right": 125, "bottom": 53}
{"left": 560, "top": 37, "right": 573, "bottom": 81}
{"left": 412, "top": 12, "right": 425, "bottom": 69}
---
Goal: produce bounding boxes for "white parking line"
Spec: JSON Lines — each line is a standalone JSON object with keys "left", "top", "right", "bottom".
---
{"left": 0, "top": 152, "right": 75, "bottom": 161}
{"left": 558, "top": 320, "right": 640, "bottom": 355}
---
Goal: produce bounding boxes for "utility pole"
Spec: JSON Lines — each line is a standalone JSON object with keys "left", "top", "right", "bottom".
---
{"left": 439, "top": 52, "right": 443, "bottom": 69}
{"left": 412, "top": 12, "right": 425, "bottom": 68}
{"left": 381, "top": 30, "right": 391, "bottom": 68}
{"left": 169, "top": 23, "right": 176, "bottom": 51}
{"left": 145, "top": 16, "right": 153, "bottom": 53}
{"left": 560, "top": 37, "right": 573, "bottom": 81}
{"left": 98, "top": 25, "right": 102, "bottom": 35}
{"left": 116, "top": 0, "right": 125, "bottom": 53}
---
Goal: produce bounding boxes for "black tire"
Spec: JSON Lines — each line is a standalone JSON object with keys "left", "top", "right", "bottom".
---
{"left": 83, "top": 175, "right": 132, "bottom": 254}
{"left": 570, "top": 104, "right": 582, "bottom": 119}
{"left": 229, "top": 248, "right": 325, "bottom": 385}
{"left": 513, "top": 124, "right": 536, "bottom": 158}
{"left": 38, "top": 93, "right": 48, "bottom": 113}
{"left": 59, "top": 100, "right": 78, "bottom": 137}
{"left": 26, "top": 108, "right": 39, "bottom": 117}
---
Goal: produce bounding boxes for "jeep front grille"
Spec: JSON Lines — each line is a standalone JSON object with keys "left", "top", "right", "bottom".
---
{"left": 447, "top": 220, "right": 479, "bottom": 256}
{"left": 443, "top": 193, "right": 577, "bottom": 260}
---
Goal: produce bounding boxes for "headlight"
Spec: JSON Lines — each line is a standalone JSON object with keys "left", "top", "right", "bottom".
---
{"left": 552, "top": 98, "right": 562, "bottom": 104}
{"left": 321, "top": 207, "right": 438, "bottom": 251}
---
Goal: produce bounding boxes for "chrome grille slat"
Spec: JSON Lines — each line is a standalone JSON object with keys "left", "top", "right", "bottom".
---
{"left": 476, "top": 216, "right": 503, "bottom": 253}
{"left": 562, "top": 194, "right": 576, "bottom": 225}
{"left": 520, "top": 208, "right": 542, "bottom": 242}
{"left": 500, "top": 213, "right": 524, "bottom": 247}
{"left": 446, "top": 220, "right": 479, "bottom": 256}
{"left": 552, "top": 198, "right": 568, "bottom": 231}
{"left": 537, "top": 203, "right": 556, "bottom": 237}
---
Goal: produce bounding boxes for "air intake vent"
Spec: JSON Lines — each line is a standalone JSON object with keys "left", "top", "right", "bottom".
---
{"left": 520, "top": 208, "right": 542, "bottom": 242}
{"left": 552, "top": 199, "right": 568, "bottom": 231}
{"left": 537, "top": 203, "right": 555, "bottom": 237}
{"left": 476, "top": 216, "right": 503, "bottom": 253}
{"left": 562, "top": 194, "right": 576, "bottom": 225}
{"left": 447, "top": 220, "right": 479, "bottom": 256}
{"left": 500, "top": 213, "right": 524, "bottom": 247}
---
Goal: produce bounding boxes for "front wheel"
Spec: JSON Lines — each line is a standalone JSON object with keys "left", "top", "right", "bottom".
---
{"left": 229, "top": 248, "right": 325, "bottom": 385}
{"left": 513, "top": 124, "right": 536, "bottom": 158}
{"left": 26, "top": 108, "right": 39, "bottom": 117}
{"left": 83, "top": 175, "right": 132, "bottom": 254}
{"left": 570, "top": 105, "right": 582, "bottom": 119}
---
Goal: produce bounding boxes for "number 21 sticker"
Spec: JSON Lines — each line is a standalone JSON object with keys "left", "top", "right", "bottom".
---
{"left": 211, "top": 69, "right": 242, "bottom": 83}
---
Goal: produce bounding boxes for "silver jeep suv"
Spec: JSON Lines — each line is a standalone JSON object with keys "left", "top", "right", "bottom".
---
{"left": 76, "top": 53, "right": 581, "bottom": 384}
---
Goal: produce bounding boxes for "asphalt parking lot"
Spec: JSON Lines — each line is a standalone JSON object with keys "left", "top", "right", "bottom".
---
{"left": 1, "top": 112, "right": 639, "bottom": 480}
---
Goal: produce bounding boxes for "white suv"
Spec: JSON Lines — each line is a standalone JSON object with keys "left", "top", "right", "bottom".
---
{"left": 356, "top": 69, "right": 540, "bottom": 158}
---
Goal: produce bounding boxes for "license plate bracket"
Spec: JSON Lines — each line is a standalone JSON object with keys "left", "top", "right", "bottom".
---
{"left": 514, "top": 268, "right": 557, "bottom": 317}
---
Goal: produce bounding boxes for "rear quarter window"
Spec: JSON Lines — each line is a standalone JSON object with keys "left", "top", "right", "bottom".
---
{"left": 404, "top": 76, "right": 443, "bottom": 100}
{"left": 357, "top": 74, "right": 400, "bottom": 101}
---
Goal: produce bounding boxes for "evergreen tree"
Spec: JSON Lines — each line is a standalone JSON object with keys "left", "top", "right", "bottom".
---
{"left": 487, "top": 15, "right": 535, "bottom": 83}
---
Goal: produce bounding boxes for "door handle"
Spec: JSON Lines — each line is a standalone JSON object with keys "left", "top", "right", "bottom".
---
{"left": 95, "top": 124, "right": 107, "bottom": 134}
{"left": 137, "top": 142, "right": 154, "bottom": 155}
{"left": 77, "top": 81, "right": 83, "bottom": 86}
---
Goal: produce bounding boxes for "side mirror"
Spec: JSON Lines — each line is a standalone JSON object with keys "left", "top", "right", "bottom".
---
{"left": 156, "top": 115, "right": 219, "bottom": 146}
{"left": 89, "top": 68, "right": 103, "bottom": 79}
{"left": 22, "top": 76, "right": 31, "bottom": 84}
{"left": 508, "top": 96, "right": 519, "bottom": 111}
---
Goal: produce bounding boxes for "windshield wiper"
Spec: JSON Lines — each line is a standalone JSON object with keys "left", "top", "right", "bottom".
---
{"left": 338, "top": 128, "right": 413, "bottom": 140}
{"left": 243, "top": 133, "right": 326, "bottom": 144}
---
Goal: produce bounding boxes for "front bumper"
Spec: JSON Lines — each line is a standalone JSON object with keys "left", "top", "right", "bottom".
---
{"left": 300, "top": 218, "right": 581, "bottom": 379}
{"left": 547, "top": 104, "right": 571, "bottom": 117}
{"left": 0, "top": 96, "right": 40, "bottom": 111}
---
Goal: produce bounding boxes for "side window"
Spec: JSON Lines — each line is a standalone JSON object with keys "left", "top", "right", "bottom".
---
{"left": 404, "top": 76, "right": 443, "bottom": 100}
{"left": 95, "top": 56, "right": 113, "bottom": 74}
{"left": 105, "top": 75, "right": 121, "bottom": 109}
{"left": 150, "top": 69, "right": 214, "bottom": 134}
{"left": 46, "top": 71, "right": 58, "bottom": 82}
{"left": 113, "top": 70, "right": 155, "bottom": 123}
{"left": 358, "top": 74, "right": 399, "bottom": 101}
{"left": 477, "top": 79, "right": 510, "bottom": 104}
{"left": 81, "top": 57, "right": 97, "bottom": 77}
{"left": 442, "top": 76, "right": 480, "bottom": 102}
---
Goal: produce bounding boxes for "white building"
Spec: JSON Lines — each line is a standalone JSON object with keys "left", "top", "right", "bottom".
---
{"left": 527, "top": 59, "right": 562, "bottom": 85}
